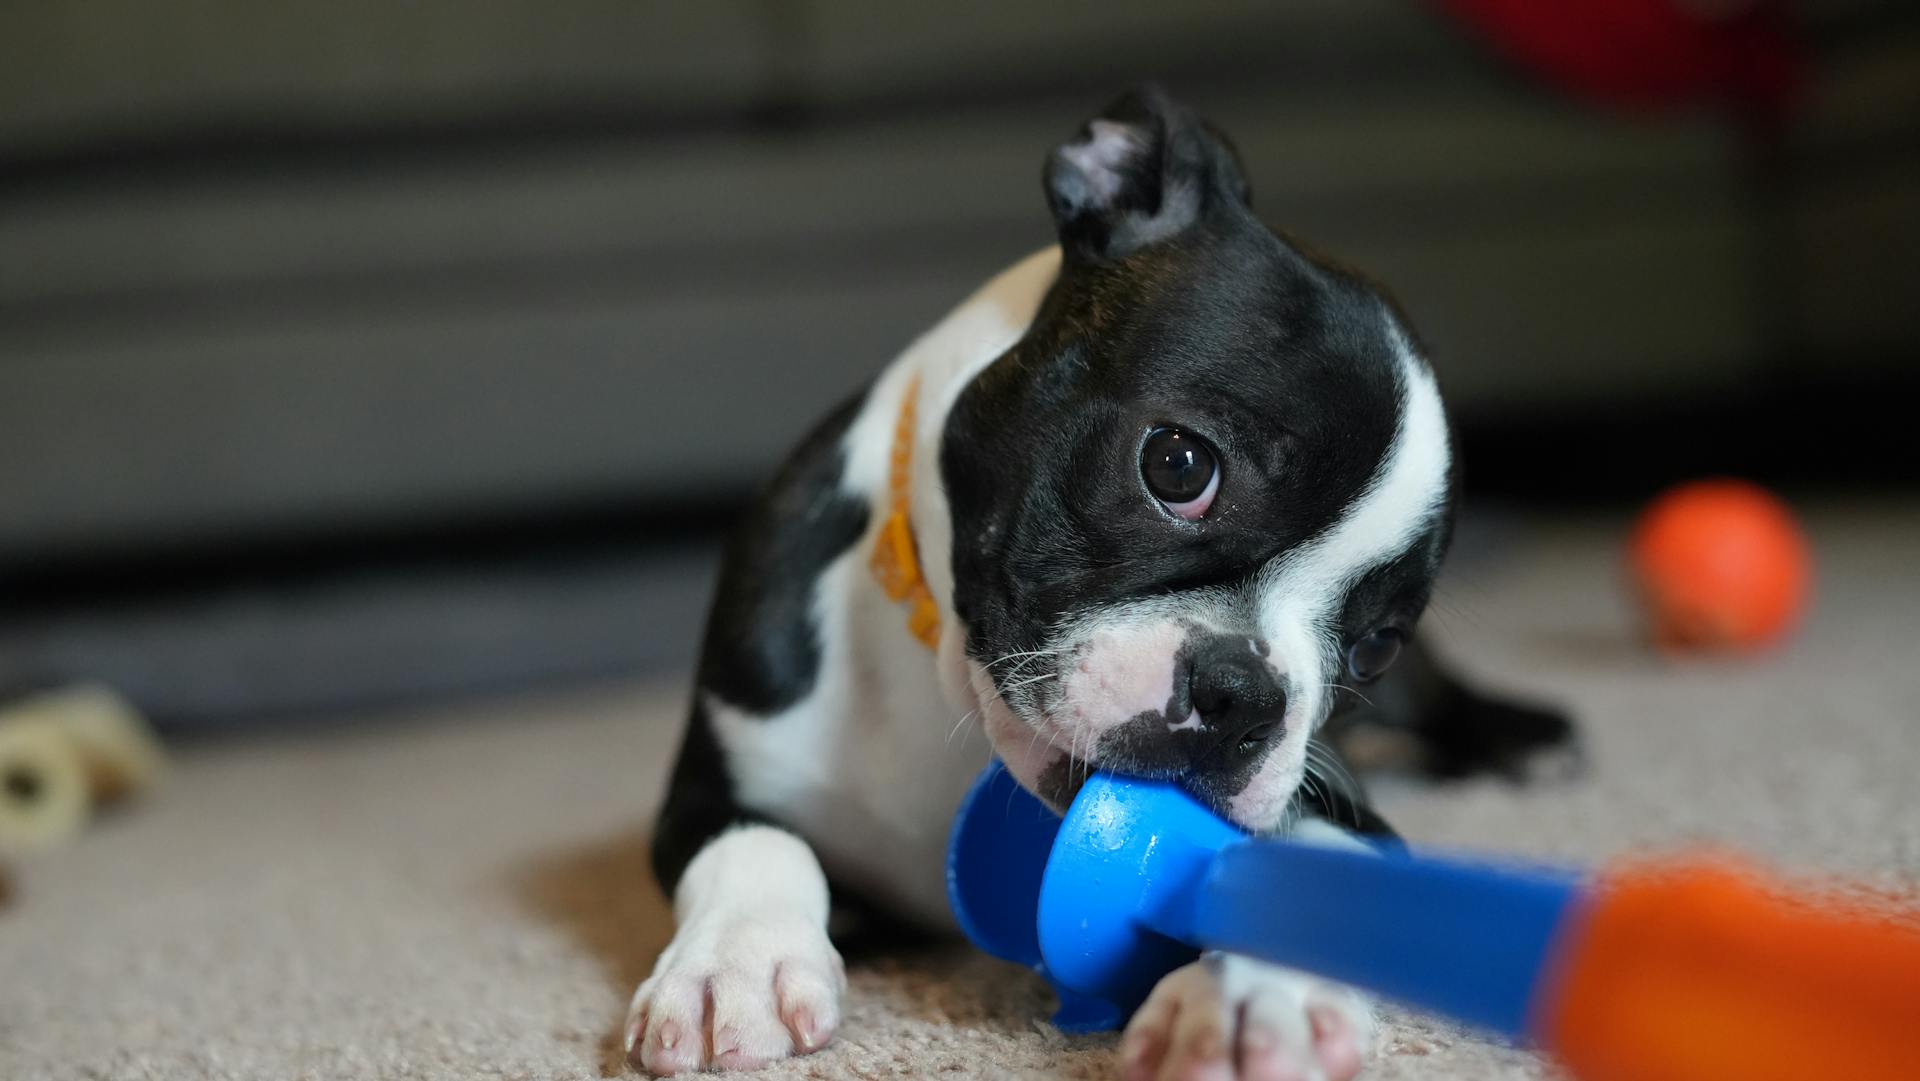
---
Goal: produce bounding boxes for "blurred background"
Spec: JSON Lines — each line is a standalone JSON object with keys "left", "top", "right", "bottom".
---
{"left": 2, "top": 0, "right": 1915, "bottom": 732}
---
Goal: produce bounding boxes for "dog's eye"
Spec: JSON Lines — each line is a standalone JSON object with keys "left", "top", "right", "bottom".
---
{"left": 1346, "top": 629, "right": 1404, "bottom": 683}
{"left": 1142, "top": 427, "right": 1218, "bottom": 519}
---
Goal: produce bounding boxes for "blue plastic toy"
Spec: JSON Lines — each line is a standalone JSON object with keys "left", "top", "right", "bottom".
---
{"left": 945, "top": 760, "right": 1579, "bottom": 1036}
{"left": 947, "top": 760, "right": 1920, "bottom": 1081}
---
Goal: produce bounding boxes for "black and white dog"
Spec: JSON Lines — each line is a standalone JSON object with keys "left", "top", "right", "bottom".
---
{"left": 628, "top": 87, "right": 1571, "bottom": 1080}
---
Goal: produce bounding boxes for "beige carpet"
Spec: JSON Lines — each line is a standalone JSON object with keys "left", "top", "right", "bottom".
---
{"left": 4, "top": 507, "right": 1917, "bottom": 1080}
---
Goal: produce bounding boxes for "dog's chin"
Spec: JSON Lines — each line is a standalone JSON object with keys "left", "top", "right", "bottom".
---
{"left": 972, "top": 705, "right": 1077, "bottom": 813}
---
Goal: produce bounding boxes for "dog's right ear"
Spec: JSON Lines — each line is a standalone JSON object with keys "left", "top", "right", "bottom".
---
{"left": 1043, "top": 85, "right": 1251, "bottom": 263}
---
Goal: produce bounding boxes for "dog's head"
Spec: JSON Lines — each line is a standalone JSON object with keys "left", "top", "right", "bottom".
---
{"left": 943, "top": 87, "right": 1454, "bottom": 831}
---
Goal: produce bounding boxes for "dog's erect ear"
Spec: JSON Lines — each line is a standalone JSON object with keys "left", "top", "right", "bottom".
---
{"left": 1043, "top": 85, "right": 1251, "bottom": 262}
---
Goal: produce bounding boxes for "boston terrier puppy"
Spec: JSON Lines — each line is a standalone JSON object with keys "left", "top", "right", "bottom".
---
{"left": 628, "top": 86, "right": 1573, "bottom": 1079}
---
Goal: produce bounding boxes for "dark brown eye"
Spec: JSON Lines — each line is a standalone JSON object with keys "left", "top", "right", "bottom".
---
{"left": 1142, "top": 428, "right": 1218, "bottom": 518}
{"left": 1347, "top": 629, "right": 1404, "bottom": 683}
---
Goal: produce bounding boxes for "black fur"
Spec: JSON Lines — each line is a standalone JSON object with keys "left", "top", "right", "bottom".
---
{"left": 1326, "top": 636, "right": 1579, "bottom": 782}
{"left": 651, "top": 699, "right": 759, "bottom": 895}
{"left": 1296, "top": 757, "right": 1399, "bottom": 838}
{"left": 650, "top": 389, "right": 871, "bottom": 893}
{"left": 942, "top": 233, "right": 1411, "bottom": 660}
{"left": 694, "top": 390, "right": 873, "bottom": 715}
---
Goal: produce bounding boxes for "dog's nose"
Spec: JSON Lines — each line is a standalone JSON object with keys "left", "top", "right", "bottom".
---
{"left": 1187, "top": 634, "right": 1287, "bottom": 752}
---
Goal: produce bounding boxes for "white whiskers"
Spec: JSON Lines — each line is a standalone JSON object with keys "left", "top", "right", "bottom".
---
{"left": 1303, "top": 739, "right": 1366, "bottom": 829}
{"left": 1319, "top": 681, "right": 1375, "bottom": 709}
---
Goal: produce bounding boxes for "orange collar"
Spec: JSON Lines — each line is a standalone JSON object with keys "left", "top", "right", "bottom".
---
{"left": 868, "top": 377, "right": 941, "bottom": 650}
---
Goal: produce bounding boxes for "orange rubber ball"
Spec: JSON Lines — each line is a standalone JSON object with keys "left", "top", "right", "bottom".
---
{"left": 1629, "top": 479, "right": 1811, "bottom": 652}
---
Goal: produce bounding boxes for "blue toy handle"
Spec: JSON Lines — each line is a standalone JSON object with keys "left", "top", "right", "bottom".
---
{"left": 1173, "top": 841, "right": 1582, "bottom": 1039}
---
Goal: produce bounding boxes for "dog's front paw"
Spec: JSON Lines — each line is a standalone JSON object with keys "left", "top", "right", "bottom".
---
{"left": 1121, "top": 954, "right": 1372, "bottom": 1081}
{"left": 623, "top": 911, "right": 845, "bottom": 1075}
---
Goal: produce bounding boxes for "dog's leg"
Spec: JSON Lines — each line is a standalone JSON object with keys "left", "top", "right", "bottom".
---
{"left": 626, "top": 824, "right": 845, "bottom": 1075}
{"left": 1325, "top": 635, "right": 1580, "bottom": 782}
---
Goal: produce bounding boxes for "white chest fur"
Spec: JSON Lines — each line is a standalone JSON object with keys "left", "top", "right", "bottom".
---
{"left": 705, "top": 249, "right": 1061, "bottom": 928}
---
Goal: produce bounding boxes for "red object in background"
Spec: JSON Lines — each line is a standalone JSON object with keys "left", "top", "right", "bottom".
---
{"left": 1630, "top": 480, "right": 1811, "bottom": 651}
{"left": 1434, "top": 0, "right": 1802, "bottom": 123}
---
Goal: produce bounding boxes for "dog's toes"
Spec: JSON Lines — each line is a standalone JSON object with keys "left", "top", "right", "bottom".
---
{"left": 1306, "top": 1003, "right": 1363, "bottom": 1081}
{"left": 704, "top": 952, "right": 840, "bottom": 1070}
{"left": 1125, "top": 956, "right": 1374, "bottom": 1081}
{"left": 623, "top": 915, "right": 844, "bottom": 1075}
{"left": 1237, "top": 984, "right": 1315, "bottom": 1081}
{"left": 774, "top": 953, "right": 844, "bottom": 1053}
{"left": 1119, "top": 978, "right": 1178, "bottom": 1080}
{"left": 1124, "top": 962, "right": 1234, "bottom": 1081}
{"left": 627, "top": 975, "right": 707, "bottom": 1076}
{"left": 621, "top": 998, "right": 650, "bottom": 1068}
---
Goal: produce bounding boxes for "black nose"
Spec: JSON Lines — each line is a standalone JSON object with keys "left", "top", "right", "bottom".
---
{"left": 1188, "top": 634, "right": 1287, "bottom": 751}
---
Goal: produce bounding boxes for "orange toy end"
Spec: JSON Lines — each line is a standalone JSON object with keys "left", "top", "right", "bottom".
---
{"left": 1541, "top": 857, "right": 1920, "bottom": 1081}
{"left": 1629, "top": 479, "right": 1810, "bottom": 652}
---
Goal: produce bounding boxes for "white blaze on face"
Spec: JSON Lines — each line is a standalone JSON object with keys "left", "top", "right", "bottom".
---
{"left": 1236, "top": 317, "right": 1452, "bottom": 827}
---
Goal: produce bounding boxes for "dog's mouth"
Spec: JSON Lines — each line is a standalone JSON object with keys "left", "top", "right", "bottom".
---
{"left": 981, "top": 692, "right": 1315, "bottom": 831}
{"left": 988, "top": 699, "right": 1232, "bottom": 814}
{"left": 971, "top": 676, "right": 1085, "bottom": 811}
{"left": 970, "top": 654, "right": 1307, "bottom": 827}
{"left": 1030, "top": 752, "right": 1094, "bottom": 810}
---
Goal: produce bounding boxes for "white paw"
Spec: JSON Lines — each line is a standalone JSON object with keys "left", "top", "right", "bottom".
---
{"left": 623, "top": 910, "right": 845, "bottom": 1075}
{"left": 1120, "top": 954, "right": 1373, "bottom": 1081}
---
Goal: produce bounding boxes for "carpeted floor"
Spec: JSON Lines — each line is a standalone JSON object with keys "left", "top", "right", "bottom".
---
{"left": 3, "top": 507, "right": 1917, "bottom": 1080}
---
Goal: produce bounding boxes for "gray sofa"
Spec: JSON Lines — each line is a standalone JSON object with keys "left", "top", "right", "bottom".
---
{"left": 2, "top": 2, "right": 1913, "bottom": 722}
